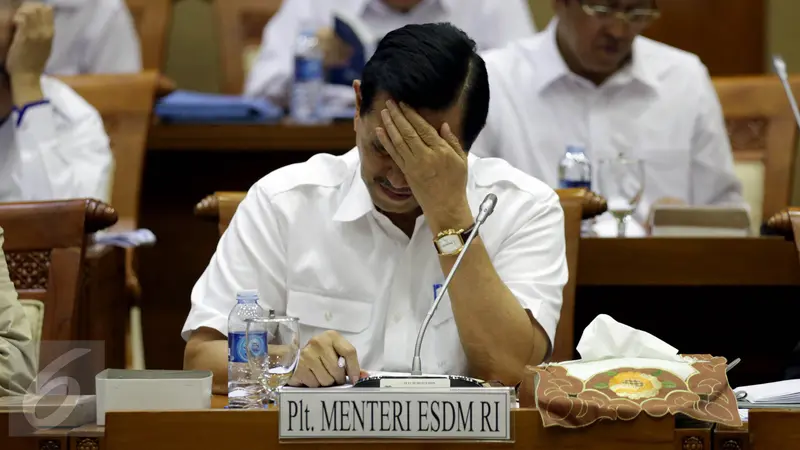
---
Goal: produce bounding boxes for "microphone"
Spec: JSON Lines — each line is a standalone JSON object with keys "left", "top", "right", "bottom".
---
{"left": 353, "top": 194, "right": 499, "bottom": 389}
{"left": 772, "top": 55, "right": 800, "bottom": 130}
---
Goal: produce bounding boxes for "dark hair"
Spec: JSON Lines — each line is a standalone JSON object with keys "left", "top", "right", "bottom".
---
{"left": 359, "top": 22, "right": 490, "bottom": 150}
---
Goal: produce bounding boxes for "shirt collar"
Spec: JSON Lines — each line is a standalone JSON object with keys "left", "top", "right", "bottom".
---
{"left": 535, "top": 18, "right": 658, "bottom": 93}
{"left": 333, "top": 152, "right": 479, "bottom": 223}
{"left": 358, "top": 0, "right": 451, "bottom": 16}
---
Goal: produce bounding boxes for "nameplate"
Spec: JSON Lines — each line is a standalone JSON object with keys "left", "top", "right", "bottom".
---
{"left": 279, "top": 388, "right": 512, "bottom": 440}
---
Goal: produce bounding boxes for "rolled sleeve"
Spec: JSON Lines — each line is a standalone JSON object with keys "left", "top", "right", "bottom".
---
{"left": 181, "top": 185, "right": 289, "bottom": 341}
{"left": 491, "top": 190, "right": 567, "bottom": 347}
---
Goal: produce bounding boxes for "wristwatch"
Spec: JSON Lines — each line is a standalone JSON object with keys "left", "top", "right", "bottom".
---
{"left": 433, "top": 224, "right": 476, "bottom": 256}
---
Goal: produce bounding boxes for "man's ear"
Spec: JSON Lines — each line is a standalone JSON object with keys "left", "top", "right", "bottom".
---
{"left": 353, "top": 80, "right": 362, "bottom": 131}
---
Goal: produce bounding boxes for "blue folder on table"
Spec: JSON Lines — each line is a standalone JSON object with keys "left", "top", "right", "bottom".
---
{"left": 155, "top": 91, "right": 283, "bottom": 124}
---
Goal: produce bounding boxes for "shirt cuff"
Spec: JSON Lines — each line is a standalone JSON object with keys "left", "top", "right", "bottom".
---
{"left": 12, "top": 100, "right": 57, "bottom": 145}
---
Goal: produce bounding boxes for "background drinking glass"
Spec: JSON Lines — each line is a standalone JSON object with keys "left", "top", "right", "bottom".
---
{"left": 246, "top": 316, "right": 300, "bottom": 407}
{"left": 596, "top": 157, "right": 645, "bottom": 237}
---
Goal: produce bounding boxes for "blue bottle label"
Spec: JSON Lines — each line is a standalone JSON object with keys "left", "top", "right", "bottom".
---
{"left": 295, "top": 57, "right": 323, "bottom": 83}
{"left": 559, "top": 180, "right": 592, "bottom": 189}
{"left": 228, "top": 331, "right": 267, "bottom": 363}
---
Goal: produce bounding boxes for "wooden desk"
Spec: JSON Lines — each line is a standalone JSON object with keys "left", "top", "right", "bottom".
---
{"left": 147, "top": 122, "right": 356, "bottom": 151}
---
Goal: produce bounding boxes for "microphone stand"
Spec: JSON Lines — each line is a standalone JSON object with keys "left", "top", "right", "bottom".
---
{"left": 411, "top": 222, "right": 483, "bottom": 375}
{"left": 354, "top": 194, "right": 497, "bottom": 389}
{"left": 772, "top": 55, "right": 800, "bottom": 130}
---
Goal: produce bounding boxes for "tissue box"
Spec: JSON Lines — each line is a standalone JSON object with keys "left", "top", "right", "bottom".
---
{"left": 522, "top": 355, "right": 742, "bottom": 429}
{"left": 96, "top": 369, "right": 212, "bottom": 425}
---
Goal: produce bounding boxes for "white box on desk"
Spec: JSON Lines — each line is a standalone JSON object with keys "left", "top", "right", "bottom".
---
{"left": 95, "top": 369, "right": 213, "bottom": 425}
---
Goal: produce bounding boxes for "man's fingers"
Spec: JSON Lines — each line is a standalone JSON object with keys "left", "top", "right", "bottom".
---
{"left": 291, "top": 360, "right": 320, "bottom": 388}
{"left": 331, "top": 335, "right": 360, "bottom": 385}
{"left": 440, "top": 123, "right": 464, "bottom": 155}
{"left": 376, "top": 126, "right": 404, "bottom": 168}
{"left": 385, "top": 100, "right": 426, "bottom": 152}
{"left": 400, "top": 102, "right": 442, "bottom": 147}
{"left": 319, "top": 345, "right": 346, "bottom": 386}
{"left": 380, "top": 108, "right": 414, "bottom": 156}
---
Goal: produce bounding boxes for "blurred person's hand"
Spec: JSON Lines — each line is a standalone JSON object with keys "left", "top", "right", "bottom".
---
{"left": 6, "top": 2, "right": 53, "bottom": 105}
{"left": 316, "top": 27, "right": 354, "bottom": 69}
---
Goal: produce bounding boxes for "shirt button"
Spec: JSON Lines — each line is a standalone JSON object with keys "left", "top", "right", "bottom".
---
{"left": 393, "top": 314, "right": 402, "bottom": 324}
{"left": 324, "top": 311, "right": 332, "bottom": 322}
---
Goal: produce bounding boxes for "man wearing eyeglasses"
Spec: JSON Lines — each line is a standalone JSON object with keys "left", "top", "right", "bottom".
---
{"left": 472, "top": 0, "right": 745, "bottom": 236}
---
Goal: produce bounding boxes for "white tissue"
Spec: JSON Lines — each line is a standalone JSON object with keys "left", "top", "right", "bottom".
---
{"left": 576, "top": 314, "right": 681, "bottom": 361}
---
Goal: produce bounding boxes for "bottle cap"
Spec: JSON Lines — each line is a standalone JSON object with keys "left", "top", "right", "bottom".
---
{"left": 236, "top": 289, "right": 260, "bottom": 303}
{"left": 566, "top": 145, "right": 585, "bottom": 154}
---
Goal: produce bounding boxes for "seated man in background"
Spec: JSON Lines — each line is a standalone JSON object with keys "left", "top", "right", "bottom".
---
{"left": 0, "top": 1, "right": 113, "bottom": 202}
{"left": 245, "top": 0, "right": 537, "bottom": 105}
{"left": 472, "top": 0, "right": 745, "bottom": 235}
{"left": 45, "top": 0, "right": 142, "bottom": 75}
{"left": 0, "top": 227, "right": 36, "bottom": 396}
{"left": 184, "top": 23, "right": 567, "bottom": 392}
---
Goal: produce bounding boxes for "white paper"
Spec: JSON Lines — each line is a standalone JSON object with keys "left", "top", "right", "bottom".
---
{"left": 734, "top": 379, "right": 800, "bottom": 403}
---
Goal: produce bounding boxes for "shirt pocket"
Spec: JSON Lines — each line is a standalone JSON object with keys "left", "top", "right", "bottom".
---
{"left": 286, "top": 290, "right": 373, "bottom": 340}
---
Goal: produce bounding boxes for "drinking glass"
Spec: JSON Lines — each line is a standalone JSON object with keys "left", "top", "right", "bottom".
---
{"left": 596, "top": 156, "right": 645, "bottom": 237}
{"left": 246, "top": 316, "right": 300, "bottom": 407}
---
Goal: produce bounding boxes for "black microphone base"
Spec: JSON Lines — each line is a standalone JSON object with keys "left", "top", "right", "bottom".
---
{"left": 353, "top": 375, "right": 485, "bottom": 388}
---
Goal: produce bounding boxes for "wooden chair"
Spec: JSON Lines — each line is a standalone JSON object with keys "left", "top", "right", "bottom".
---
{"left": 552, "top": 188, "right": 607, "bottom": 362}
{"left": 214, "top": 0, "right": 284, "bottom": 94}
{"left": 56, "top": 72, "right": 160, "bottom": 369}
{"left": 0, "top": 199, "right": 118, "bottom": 367}
{"left": 195, "top": 188, "right": 608, "bottom": 363}
{"left": 714, "top": 75, "right": 800, "bottom": 233}
{"left": 124, "top": 0, "right": 172, "bottom": 72}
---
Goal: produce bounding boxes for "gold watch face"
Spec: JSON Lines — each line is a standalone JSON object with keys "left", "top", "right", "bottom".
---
{"left": 436, "top": 234, "right": 463, "bottom": 255}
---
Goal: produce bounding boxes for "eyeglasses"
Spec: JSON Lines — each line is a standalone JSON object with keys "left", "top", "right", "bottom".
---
{"left": 581, "top": 3, "right": 661, "bottom": 26}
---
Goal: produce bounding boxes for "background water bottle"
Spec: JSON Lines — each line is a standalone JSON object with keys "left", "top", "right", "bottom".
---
{"left": 228, "top": 290, "right": 265, "bottom": 408}
{"left": 290, "top": 27, "right": 325, "bottom": 124}
{"left": 558, "top": 145, "right": 592, "bottom": 190}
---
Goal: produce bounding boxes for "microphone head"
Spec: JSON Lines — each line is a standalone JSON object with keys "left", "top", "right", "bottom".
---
{"left": 773, "top": 54, "right": 788, "bottom": 76}
{"left": 477, "top": 193, "right": 498, "bottom": 223}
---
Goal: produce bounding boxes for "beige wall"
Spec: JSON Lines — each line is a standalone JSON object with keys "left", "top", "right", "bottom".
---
{"left": 164, "top": 0, "right": 800, "bottom": 205}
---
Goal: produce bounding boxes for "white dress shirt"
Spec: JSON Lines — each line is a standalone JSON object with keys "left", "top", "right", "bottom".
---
{"left": 0, "top": 76, "right": 114, "bottom": 202}
{"left": 45, "top": 0, "right": 142, "bottom": 75}
{"left": 473, "top": 20, "right": 745, "bottom": 235}
{"left": 244, "top": 0, "right": 536, "bottom": 103}
{"left": 182, "top": 149, "right": 567, "bottom": 376}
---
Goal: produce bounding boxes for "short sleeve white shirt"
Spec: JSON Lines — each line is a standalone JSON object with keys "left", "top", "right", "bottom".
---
{"left": 182, "top": 149, "right": 567, "bottom": 376}
{"left": 473, "top": 19, "right": 745, "bottom": 235}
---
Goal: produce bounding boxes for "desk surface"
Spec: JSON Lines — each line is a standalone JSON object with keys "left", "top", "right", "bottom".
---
{"left": 148, "top": 122, "right": 356, "bottom": 151}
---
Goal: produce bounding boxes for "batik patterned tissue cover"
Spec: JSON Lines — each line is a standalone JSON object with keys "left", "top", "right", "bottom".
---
{"left": 525, "top": 354, "right": 741, "bottom": 428}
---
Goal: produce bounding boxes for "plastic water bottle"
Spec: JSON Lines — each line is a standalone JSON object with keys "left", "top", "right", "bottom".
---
{"left": 227, "top": 290, "right": 265, "bottom": 409}
{"left": 558, "top": 145, "right": 592, "bottom": 190}
{"left": 558, "top": 146, "right": 593, "bottom": 234}
{"left": 290, "top": 27, "right": 325, "bottom": 124}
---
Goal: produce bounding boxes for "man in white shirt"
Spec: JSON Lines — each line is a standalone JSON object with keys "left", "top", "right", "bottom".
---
{"left": 0, "top": 1, "right": 113, "bottom": 202}
{"left": 473, "top": 0, "right": 745, "bottom": 235}
{"left": 46, "top": 0, "right": 141, "bottom": 75}
{"left": 244, "top": 0, "right": 536, "bottom": 105}
{"left": 184, "top": 23, "right": 567, "bottom": 392}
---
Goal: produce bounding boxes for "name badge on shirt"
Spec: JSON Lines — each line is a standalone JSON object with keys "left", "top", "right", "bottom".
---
{"left": 433, "top": 283, "right": 443, "bottom": 301}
